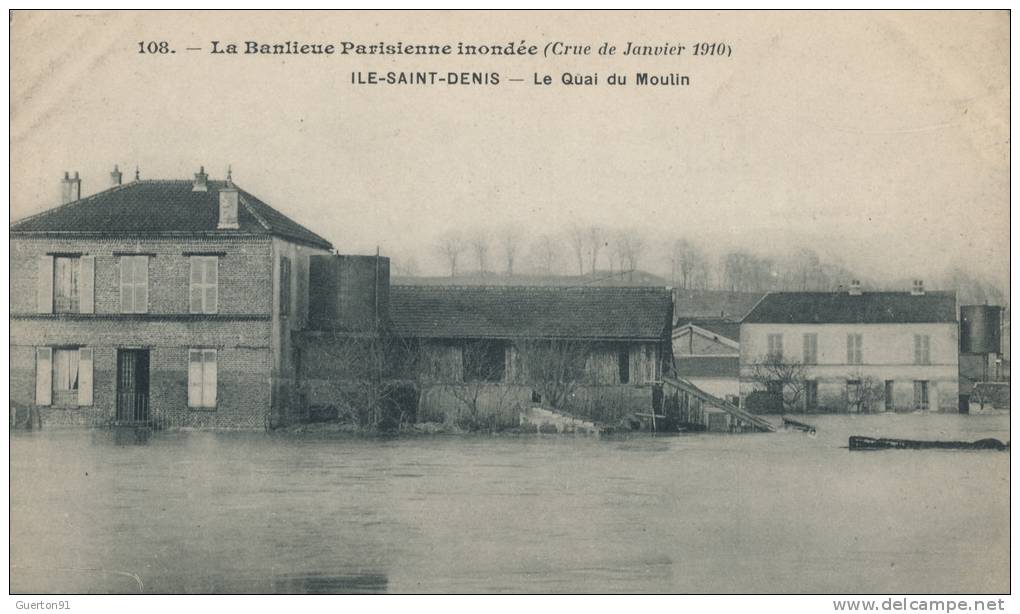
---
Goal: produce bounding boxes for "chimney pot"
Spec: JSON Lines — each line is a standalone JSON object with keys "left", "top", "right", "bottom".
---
{"left": 61, "top": 171, "right": 82, "bottom": 204}
{"left": 193, "top": 166, "right": 208, "bottom": 192}
{"left": 218, "top": 179, "right": 240, "bottom": 230}
{"left": 110, "top": 164, "right": 123, "bottom": 187}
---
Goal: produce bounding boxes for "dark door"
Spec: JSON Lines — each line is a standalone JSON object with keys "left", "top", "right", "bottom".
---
{"left": 116, "top": 349, "right": 150, "bottom": 422}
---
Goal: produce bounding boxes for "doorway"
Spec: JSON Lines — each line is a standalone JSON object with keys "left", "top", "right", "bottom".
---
{"left": 116, "top": 349, "right": 150, "bottom": 422}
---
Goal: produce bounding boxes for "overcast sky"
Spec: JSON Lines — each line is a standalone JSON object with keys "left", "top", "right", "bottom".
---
{"left": 10, "top": 10, "right": 1009, "bottom": 287}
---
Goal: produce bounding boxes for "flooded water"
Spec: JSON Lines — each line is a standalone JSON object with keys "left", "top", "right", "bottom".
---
{"left": 10, "top": 414, "right": 1009, "bottom": 594}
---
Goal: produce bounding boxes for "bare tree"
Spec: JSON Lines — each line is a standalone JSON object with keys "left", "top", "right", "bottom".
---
{"left": 747, "top": 354, "right": 809, "bottom": 413}
{"left": 436, "top": 230, "right": 465, "bottom": 278}
{"left": 446, "top": 340, "right": 514, "bottom": 430}
{"left": 567, "top": 226, "right": 586, "bottom": 276}
{"left": 844, "top": 372, "right": 884, "bottom": 414}
{"left": 498, "top": 226, "right": 523, "bottom": 276}
{"left": 468, "top": 229, "right": 490, "bottom": 274}
{"left": 670, "top": 239, "right": 705, "bottom": 290}
{"left": 531, "top": 234, "right": 560, "bottom": 273}
{"left": 587, "top": 225, "right": 604, "bottom": 277}
{"left": 516, "top": 339, "right": 590, "bottom": 409}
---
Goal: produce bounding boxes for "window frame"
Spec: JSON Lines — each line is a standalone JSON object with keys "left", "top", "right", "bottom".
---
{"left": 119, "top": 255, "right": 149, "bottom": 314}
{"left": 189, "top": 256, "right": 219, "bottom": 315}
{"left": 766, "top": 333, "right": 784, "bottom": 360}
{"left": 802, "top": 333, "right": 818, "bottom": 365}
{"left": 913, "top": 380, "right": 929, "bottom": 410}
{"left": 914, "top": 334, "right": 931, "bottom": 365}
{"left": 846, "top": 333, "right": 863, "bottom": 365}
{"left": 187, "top": 348, "right": 218, "bottom": 409}
{"left": 52, "top": 256, "right": 81, "bottom": 314}
{"left": 51, "top": 347, "right": 81, "bottom": 407}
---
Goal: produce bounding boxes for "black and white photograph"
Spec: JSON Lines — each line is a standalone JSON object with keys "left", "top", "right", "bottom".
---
{"left": 7, "top": 9, "right": 1012, "bottom": 604}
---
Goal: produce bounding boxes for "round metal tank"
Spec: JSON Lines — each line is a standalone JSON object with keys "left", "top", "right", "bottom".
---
{"left": 960, "top": 305, "right": 1001, "bottom": 354}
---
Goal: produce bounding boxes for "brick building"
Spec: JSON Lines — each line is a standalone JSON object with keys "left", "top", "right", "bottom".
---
{"left": 10, "top": 168, "right": 333, "bottom": 428}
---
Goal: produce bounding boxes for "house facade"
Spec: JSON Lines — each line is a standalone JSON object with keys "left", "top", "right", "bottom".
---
{"left": 739, "top": 283, "right": 959, "bottom": 413}
{"left": 10, "top": 168, "right": 333, "bottom": 429}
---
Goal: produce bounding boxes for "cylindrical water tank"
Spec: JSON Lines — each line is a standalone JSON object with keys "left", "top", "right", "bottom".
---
{"left": 960, "top": 305, "right": 1002, "bottom": 354}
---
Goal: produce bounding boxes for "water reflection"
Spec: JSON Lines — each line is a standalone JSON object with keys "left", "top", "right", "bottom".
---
{"left": 271, "top": 573, "right": 388, "bottom": 594}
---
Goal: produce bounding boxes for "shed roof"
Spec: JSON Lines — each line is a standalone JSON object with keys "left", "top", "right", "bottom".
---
{"left": 742, "top": 291, "right": 957, "bottom": 324}
{"left": 390, "top": 285, "right": 673, "bottom": 340}
{"left": 10, "top": 179, "right": 333, "bottom": 249}
{"left": 675, "top": 317, "right": 741, "bottom": 343}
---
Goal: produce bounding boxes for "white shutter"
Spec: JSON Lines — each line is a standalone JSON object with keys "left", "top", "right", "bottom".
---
{"left": 206, "top": 259, "right": 218, "bottom": 314}
{"left": 137, "top": 257, "right": 148, "bottom": 313}
{"left": 202, "top": 349, "right": 217, "bottom": 407}
{"left": 35, "top": 348, "right": 52, "bottom": 406}
{"left": 78, "top": 347, "right": 93, "bottom": 405}
{"left": 119, "top": 258, "right": 130, "bottom": 313}
{"left": 189, "top": 258, "right": 202, "bottom": 314}
{"left": 79, "top": 256, "right": 95, "bottom": 314}
{"left": 188, "top": 350, "right": 203, "bottom": 407}
{"left": 37, "top": 256, "right": 53, "bottom": 314}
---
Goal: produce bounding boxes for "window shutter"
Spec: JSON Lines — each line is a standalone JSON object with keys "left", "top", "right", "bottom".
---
{"left": 120, "top": 258, "right": 131, "bottom": 313}
{"left": 37, "top": 255, "right": 53, "bottom": 314}
{"left": 189, "top": 259, "right": 202, "bottom": 314}
{"left": 202, "top": 350, "right": 217, "bottom": 407}
{"left": 206, "top": 259, "right": 218, "bottom": 314}
{"left": 188, "top": 350, "right": 203, "bottom": 407}
{"left": 35, "top": 348, "right": 52, "bottom": 406}
{"left": 136, "top": 257, "right": 148, "bottom": 313}
{"left": 78, "top": 348, "right": 93, "bottom": 405}
{"left": 79, "top": 256, "right": 95, "bottom": 314}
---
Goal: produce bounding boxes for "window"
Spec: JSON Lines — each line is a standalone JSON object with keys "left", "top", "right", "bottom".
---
{"left": 767, "top": 334, "right": 784, "bottom": 360}
{"left": 280, "top": 256, "right": 291, "bottom": 317}
{"left": 802, "top": 333, "right": 818, "bottom": 365}
{"left": 463, "top": 341, "right": 505, "bottom": 383}
{"left": 52, "top": 348, "right": 79, "bottom": 406}
{"left": 884, "top": 380, "right": 895, "bottom": 410}
{"left": 846, "top": 379, "right": 862, "bottom": 412}
{"left": 188, "top": 349, "right": 217, "bottom": 408}
{"left": 119, "top": 256, "right": 149, "bottom": 313}
{"left": 914, "top": 334, "right": 931, "bottom": 365}
{"left": 53, "top": 256, "right": 80, "bottom": 313}
{"left": 846, "top": 334, "right": 863, "bottom": 365}
{"left": 805, "top": 380, "right": 818, "bottom": 411}
{"left": 913, "top": 380, "right": 929, "bottom": 410}
{"left": 189, "top": 256, "right": 218, "bottom": 314}
{"left": 618, "top": 349, "right": 630, "bottom": 384}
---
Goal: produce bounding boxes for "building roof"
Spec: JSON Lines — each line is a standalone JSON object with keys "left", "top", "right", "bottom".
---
{"left": 673, "top": 356, "right": 739, "bottom": 378}
{"left": 675, "top": 317, "right": 741, "bottom": 343}
{"left": 673, "top": 290, "right": 764, "bottom": 320}
{"left": 10, "top": 179, "right": 333, "bottom": 249}
{"left": 389, "top": 285, "right": 673, "bottom": 340}
{"left": 742, "top": 291, "right": 957, "bottom": 325}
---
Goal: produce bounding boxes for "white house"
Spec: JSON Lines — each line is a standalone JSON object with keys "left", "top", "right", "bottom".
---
{"left": 739, "top": 281, "right": 959, "bottom": 413}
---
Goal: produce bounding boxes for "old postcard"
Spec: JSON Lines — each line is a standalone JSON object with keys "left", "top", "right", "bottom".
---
{"left": 8, "top": 9, "right": 1010, "bottom": 602}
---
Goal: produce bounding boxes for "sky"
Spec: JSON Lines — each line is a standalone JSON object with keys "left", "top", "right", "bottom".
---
{"left": 9, "top": 10, "right": 1010, "bottom": 288}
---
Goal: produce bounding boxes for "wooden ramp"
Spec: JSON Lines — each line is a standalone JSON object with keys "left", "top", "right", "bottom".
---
{"left": 661, "top": 375, "right": 776, "bottom": 432}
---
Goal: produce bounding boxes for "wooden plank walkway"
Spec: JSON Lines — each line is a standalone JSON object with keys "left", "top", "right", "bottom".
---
{"left": 660, "top": 375, "right": 776, "bottom": 432}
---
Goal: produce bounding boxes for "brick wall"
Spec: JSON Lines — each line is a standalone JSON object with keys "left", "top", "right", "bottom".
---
{"left": 11, "top": 236, "right": 273, "bottom": 315}
{"left": 11, "top": 236, "right": 276, "bottom": 429}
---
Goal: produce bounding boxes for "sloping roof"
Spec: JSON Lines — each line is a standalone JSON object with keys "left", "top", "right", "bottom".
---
{"left": 743, "top": 291, "right": 957, "bottom": 324}
{"left": 673, "top": 356, "right": 739, "bottom": 378}
{"left": 673, "top": 290, "right": 764, "bottom": 320}
{"left": 10, "top": 179, "right": 333, "bottom": 249}
{"left": 675, "top": 317, "right": 741, "bottom": 343}
{"left": 389, "top": 285, "right": 672, "bottom": 340}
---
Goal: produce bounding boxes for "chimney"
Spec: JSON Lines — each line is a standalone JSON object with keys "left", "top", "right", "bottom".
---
{"left": 848, "top": 279, "right": 862, "bottom": 296}
{"left": 61, "top": 171, "right": 81, "bottom": 204}
{"left": 911, "top": 279, "right": 925, "bottom": 296}
{"left": 218, "top": 167, "right": 239, "bottom": 230}
{"left": 110, "top": 165, "right": 123, "bottom": 187}
{"left": 192, "top": 166, "right": 208, "bottom": 192}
